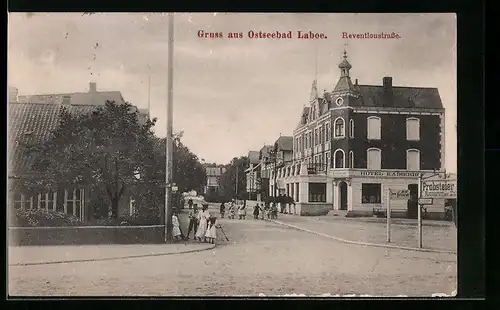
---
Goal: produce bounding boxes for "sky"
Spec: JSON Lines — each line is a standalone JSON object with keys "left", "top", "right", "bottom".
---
{"left": 7, "top": 13, "right": 457, "bottom": 172}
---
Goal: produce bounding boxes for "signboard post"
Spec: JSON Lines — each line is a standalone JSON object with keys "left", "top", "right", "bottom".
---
{"left": 418, "top": 175, "right": 457, "bottom": 248}
{"left": 387, "top": 189, "right": 410, "bottom": 243}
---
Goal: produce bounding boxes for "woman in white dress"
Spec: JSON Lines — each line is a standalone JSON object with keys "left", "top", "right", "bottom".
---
{"left": 205, "top": 214, "right": 218, "bottom": 244}
{"left": 195, "top": 205, "right": 210, "bottom": 242}
{"left": 172, "top": 212, "right": 182, "bottom": 241}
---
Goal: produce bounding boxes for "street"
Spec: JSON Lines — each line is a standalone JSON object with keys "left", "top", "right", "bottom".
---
{"left": 8, "top": 210, "right": 457, "bottom": 296}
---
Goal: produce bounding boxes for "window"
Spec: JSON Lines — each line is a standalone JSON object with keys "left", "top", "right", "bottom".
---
{"left": 309, "top": 182, "right": 327, "bottom": 202}
{"left": 367, "top": 148, "right": 381, "bottom": 170}
{"left": 349, "top": 151, "right": 354, "bottom": 168}
{"left": 334, "top": 117, "right": 345, "bottom": 138}
{"left": 326, "top": 152, "right": 331, "bottom": 168}
{"left": 362, "top": 183, "right": 382, "bottom": 204}
{"left": 65, "top": 188, "right": 84, "bottom": 220}
{"left": 406, "top": 149, "right": 420, "bottom": 171}
{"left": 12, "top": 193, "right": 25, "bottom": 210}
{"left": 349, "top": 119, "right": 355, "bottom": 138}
{"left": 406, "top": 117, "right": 420, "bottom": 141}
{"left": 325, "top": 122, "right": 331, "bottom": 141}
{"left": 334, "top": 149, "right": 345, "bottom": 168}
{"left": 367, "top": 116, "right": 381, "bottom": 140}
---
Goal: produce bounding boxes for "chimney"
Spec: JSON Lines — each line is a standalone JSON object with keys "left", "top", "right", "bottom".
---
{"left": 89, "top": 82, "right": 97, "bottom": 93}
{"left": 355, "top": 79, "right": 358, "bottom": 86}
{"left": 383, "top": 77, "right": 393, "bottom": 106}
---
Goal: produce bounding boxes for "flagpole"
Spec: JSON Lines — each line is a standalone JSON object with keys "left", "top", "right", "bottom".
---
{"left": 148, "top": 65, "right": 151, "bottom": 119}
{"left": 165, "top": 13, "right": 174, "bottom": 243}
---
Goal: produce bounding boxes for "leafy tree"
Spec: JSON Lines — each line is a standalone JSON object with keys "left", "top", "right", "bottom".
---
{"left": 218, "top": 156, "right": 249, "bottom": 200}
{"left": 25, "top": 101, "right": 157, "bottom": 219}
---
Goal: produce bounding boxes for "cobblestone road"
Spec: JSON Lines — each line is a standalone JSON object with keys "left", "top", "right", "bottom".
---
{"left": 8, "top": 215, "right": 457, "bottom": 297}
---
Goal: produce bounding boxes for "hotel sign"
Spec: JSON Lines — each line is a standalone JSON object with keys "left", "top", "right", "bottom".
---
{"left": 359, "top": 171, "right": 421, "bottom": 178}
{"left": 421, "top": 179, "right": 457, "bottom": 199}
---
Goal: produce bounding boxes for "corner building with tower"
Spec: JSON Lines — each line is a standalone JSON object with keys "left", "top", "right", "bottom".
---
{"left": 273, "top": 51, "right": 447, "bottom": 218}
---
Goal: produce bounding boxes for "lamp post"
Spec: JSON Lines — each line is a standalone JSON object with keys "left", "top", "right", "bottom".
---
{"left": 165, "top": 13, "right": 174, "bottom": 243}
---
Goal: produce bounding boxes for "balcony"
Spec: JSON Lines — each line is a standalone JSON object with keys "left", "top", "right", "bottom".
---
{"left": 307, "top": 163, "right": 328, "bottom": 175}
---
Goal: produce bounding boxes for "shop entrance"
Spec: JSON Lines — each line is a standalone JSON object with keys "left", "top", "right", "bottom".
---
{"left": 339, "top": 181, "right": 348, "bottom": 211}
{"left": 407, "top": 184, "right": 419, "bottom": 219}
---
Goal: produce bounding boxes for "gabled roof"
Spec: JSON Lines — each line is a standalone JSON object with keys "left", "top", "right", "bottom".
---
{"left": 248, "top": 151, "right": 260, "bottom": 164}
{"left": 353, "top": 85, "right": 443, "bottom": 109}
{"left": 259, "top": 145, "right": 273, "bottom": 157}
{"left": 275, "top": 136, "right": 293, "bottom": 151}
{"left": 8, "top": 102, "right": 98, "bottom": 176}
{"left": 17, "top": 91, "right": 125, "bottom": 106}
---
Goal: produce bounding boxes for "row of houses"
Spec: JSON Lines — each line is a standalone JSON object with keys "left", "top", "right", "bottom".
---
{"left": 245, "top": 50, "right": 455, "bottom": 218}
{"left": 8, "top": 82, "right": 150, "bottom": 224}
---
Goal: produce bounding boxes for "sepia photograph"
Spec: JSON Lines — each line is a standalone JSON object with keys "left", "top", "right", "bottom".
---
{"left": 7, "top": 12, "right": 457, "bottom": 297}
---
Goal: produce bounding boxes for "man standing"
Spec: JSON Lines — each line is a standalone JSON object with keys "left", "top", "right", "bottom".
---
{"left": 188, "top": 198, "right": 194, "bottom": 209}
{"left": 186, "top": 204, "right": 199, "bottom": 239}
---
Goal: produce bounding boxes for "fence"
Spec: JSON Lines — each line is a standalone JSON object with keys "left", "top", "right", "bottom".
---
{"left": 8, "top": 225, "right": 165, "bottom": 246}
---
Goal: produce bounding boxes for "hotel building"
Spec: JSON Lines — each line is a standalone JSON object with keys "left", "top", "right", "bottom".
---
{"left": 273, "top": 51, "right": 447, "bottom": 218}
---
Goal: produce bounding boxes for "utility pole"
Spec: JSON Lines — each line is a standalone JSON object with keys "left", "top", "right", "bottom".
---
{"left": 165, "top": 13, "right": 174, "bottom": 244}
{"left": 235, "top": 165, "right": 239, "bottom": 199}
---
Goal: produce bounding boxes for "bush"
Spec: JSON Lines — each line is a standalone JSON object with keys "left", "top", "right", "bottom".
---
{"left": 12, "top": 209, "right": 84, "bottom": 227}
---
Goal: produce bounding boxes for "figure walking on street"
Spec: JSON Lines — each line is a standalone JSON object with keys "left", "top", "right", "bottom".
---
{"left": 186, "top": 204, "right": 199, "bottom": 239}
{"left": 253, "top": 204, "right": 260, "bottom": 219}
{"left": 220, "top": 202, "right": 226, "bottom": 219}
{"left": 228, "top": 202, "right": 236, "bottom": 219}
{"left": 259, "top": 203, "right": 265, "bottom": 220}
{"left": 188, "top": 198, "right": 193, "bottom": 209}
{"left": 238, "top": 202, "right": 247, "bottom": 220}
{"left": 195, "top": 204, "right": 210, "bottom": 242}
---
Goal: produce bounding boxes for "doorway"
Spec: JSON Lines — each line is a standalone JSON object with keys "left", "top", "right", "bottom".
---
{"left": 407, "top": 184, "right": 419, "bottom": 219}
{"left": 339, "top": 181, "right": 348, "bottom": 211}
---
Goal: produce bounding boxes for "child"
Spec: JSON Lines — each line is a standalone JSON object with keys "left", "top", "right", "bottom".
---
{"left": 172, "top": 211, "right": 182, "bottom": 241}
{"left": 259, "top": 203, "right": 265, "bottom": 220}
{"left": 205, "top": 215, "right": 219, "bottom": 244}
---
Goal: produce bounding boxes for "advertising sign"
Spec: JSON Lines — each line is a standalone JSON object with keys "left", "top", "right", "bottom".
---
{"left": 418, "top": 198, "right": 433, "bottom": 205}
{"left": 421, "top": 179, "right": 457, "bottom": 199}
{"left": 389, "top": 189, "right": 410, "bottom": 200}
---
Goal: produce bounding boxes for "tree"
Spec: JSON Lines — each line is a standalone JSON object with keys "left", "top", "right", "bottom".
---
{"left": 25, "top": 101, "right": 157, "bottom": 219}
{"left": 218, "top": 156, "right": 249, "bottom": 200}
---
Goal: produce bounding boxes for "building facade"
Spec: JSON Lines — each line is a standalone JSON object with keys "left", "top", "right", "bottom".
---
{"left": 8, "top": 83, "right": 150, "bottom": 224}
{"left": 203, "top": 166, "right": 226, "bottom": 195}
{"left": 275, "top": 51, "right": 447, "bottom": 218}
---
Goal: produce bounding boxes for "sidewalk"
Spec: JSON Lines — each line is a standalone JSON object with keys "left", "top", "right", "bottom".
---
{"left": 270, "top": 213, "right": 457, "bottom": 253}
{"left": 9, "top": 243, "right": 215, "bottom": 266}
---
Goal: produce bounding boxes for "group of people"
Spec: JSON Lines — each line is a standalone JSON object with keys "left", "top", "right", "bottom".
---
{"left": 220, "top": 200, "right": 248, "bottom": 220}
{"left": 172, "top": 203, "right": 220, "bottom": 244}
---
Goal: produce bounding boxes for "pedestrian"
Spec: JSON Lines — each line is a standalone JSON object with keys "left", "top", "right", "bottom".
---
{"left": 259, "top": 203, "right": 265, "bottom": 220}
{"left": 238, "top": 202, "right": 247, "bottom": 220}
{"left": 228, "top": 202, "right": 236, "bottom": 219}
{"left": 172, "top": 211, "right": 182, "bottom": 242}
{"left": 279, "top": 194, "right": 286, "bottom": 214}
{"left": 205, "top": 214, "right": 219, "bottom": 244}
{"left": 271, "top": 202, "right": 278, "bottom": 219}
{"left": 253, "top": 204, "right": 260, "bottom": 219}
{"left": 186, "top": 204, "right": 199, "bottom": 239}
{"left": 195, "top": 204, "right": 210, "bottom": 242}
{"left": 188, "top": 198, "right": 193, "bottom": 209}
{"left": 220, "top": 202, "right": 226, "bottom": 219}
{"left": 287, "top": 195, "right": 296, "bottom": 215}
{"left": 265, "top": 203, "right": 271, "bottom": 219}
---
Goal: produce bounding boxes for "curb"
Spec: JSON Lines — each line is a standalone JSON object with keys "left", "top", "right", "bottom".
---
{"left": 268, "top": 220, "right": 457, "bottom": 255}
{"left": 9, "top": 244, "right": 216, "bottom": 267}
